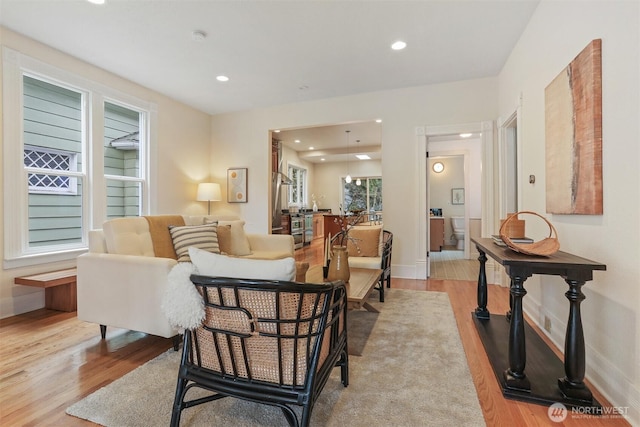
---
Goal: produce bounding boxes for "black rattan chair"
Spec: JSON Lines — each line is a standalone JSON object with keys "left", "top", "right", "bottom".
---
{"left": 170, "top": 275, "right": 349, "bottom": 427}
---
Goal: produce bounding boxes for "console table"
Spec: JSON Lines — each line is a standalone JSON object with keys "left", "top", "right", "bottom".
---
{"left": 471, "top": 237, "right": 606, "bottom": 409}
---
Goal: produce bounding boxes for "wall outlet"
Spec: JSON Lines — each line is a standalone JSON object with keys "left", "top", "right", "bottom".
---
{"left": 544, "top": 316, "right": 552, "bottom": 332}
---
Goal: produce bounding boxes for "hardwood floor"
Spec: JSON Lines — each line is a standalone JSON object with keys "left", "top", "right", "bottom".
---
{"left": 0, "top": 240, "right": 630, "bottom": 426}
{"left": 429, "top": 248, "right": 478, "bottom": 281}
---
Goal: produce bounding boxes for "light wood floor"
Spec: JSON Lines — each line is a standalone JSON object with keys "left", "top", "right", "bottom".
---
{"left": 0, "top": 240, "right": 630, "bottom": 426}
{"left": 429, "top": 248, "right": 478, "bottom": 281}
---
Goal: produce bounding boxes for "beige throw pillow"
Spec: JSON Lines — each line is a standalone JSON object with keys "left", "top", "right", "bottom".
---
{"left": 216, "top": 224, "right": 232, "bottom": 255}
{"left": 216, "top": 220, "right": 252, "bottom": 256}
{"left": 346, "top": 226, "right": 382, "bottom": 257}
{"left": 169, "top": 223, "right": 219, "bottom": 262}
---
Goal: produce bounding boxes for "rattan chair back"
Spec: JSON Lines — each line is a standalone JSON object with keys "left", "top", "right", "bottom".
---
{"left": 170, "top": 276, "right": 349, "bottom": 427}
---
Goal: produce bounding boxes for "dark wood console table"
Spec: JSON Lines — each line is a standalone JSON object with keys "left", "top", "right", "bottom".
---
{"left": 471, "top": 237, "right": 606, "bottom": 409}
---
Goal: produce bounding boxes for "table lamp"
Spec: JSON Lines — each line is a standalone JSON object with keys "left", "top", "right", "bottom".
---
{"left": 197, "top": 183, "right": 221, "bottom": 215}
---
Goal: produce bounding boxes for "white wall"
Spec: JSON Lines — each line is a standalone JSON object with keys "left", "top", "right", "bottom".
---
{"left": 429, "top": 156, "right": 464, "bottom": 244}
{"left": 210, "top": 78, "right": 498, "bottom": 278}
{"left": 497, "top": 1, "right": 639, "bottom": 423}
{"left": 0, "top": 28, "right": 212, "bottom": 317}
{"left": 429, "top": 136, "right": 483, "bottom": 219}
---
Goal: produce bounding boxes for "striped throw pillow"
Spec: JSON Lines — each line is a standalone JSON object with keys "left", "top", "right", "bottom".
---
{"left": 169, "top": 223, "right": 220, "bottom": 262}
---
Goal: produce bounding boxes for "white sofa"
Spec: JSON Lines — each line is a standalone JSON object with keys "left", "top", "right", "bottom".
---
{"left": 77, "top": 215, "right": 295, "bottom": 343}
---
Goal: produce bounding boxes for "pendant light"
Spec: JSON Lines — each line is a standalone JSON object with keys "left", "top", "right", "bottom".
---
{"left": 345, "top": 130, "right": 352, "bottom": 183}
{"left": 355, "top": 139, "right": 361, "bottom": 186}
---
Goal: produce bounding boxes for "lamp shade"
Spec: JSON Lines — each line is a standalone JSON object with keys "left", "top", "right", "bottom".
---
{"left": 197, "top": 183, "right": 221, "bottom": 201}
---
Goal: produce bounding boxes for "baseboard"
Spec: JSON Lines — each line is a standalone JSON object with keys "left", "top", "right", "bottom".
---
{"left": 0, "top": 291, "right": 44, "bottom": 319}
{"left": 586, "top": 345, "right": 640, "bottom": 425}
{"left": 397, "top": 263, "right": 423, "bottom": 280}
{"left": 524, "top": 298, "right": 639, "bottom": 425}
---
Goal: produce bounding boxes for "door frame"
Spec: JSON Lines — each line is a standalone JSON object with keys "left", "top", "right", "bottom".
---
{"left": 496, "top": 103, "right": 523, "bottom": 287}
{"left": 416, "top": 121, "right": 494, "bottom": 279}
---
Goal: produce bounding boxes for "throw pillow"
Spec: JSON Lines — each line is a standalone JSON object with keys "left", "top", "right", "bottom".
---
{"left": 189, "top": 247, "right": 296, "bottom": 281}
{"left": 216, "top": 224, "right": 232, "bottom": 255}
{"left": 169, "top": 223, "right": 219, "bottom": 262}
{"left": 216, "top": 220, "right": 252, "bottom": 256}
{"left": 346, "top": 226, "right": 382, "bottom": 257}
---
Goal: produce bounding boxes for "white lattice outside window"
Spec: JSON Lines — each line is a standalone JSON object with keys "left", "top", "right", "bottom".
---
{"left": 24, "top": 146, "right": 78, "bottom": 194}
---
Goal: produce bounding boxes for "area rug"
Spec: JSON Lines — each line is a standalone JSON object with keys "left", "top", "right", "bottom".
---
{"left": 66, "top": 289, "right": 485, "bottom": 426}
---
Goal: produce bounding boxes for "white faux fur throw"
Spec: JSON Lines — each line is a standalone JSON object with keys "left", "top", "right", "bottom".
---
{"left": 162, "top": 250, "right": 296, "bottom": 331}
{"left": 161, "top": 262, "right": 205, "bottom": 331}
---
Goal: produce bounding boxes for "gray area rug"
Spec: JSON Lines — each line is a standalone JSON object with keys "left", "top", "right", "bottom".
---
{"left": 67, "top": 289, "right": 485, "bottom": 426}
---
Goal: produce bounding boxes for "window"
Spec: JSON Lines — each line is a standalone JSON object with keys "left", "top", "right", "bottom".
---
{"left": 3, "top": 49, "right": 155, "bottom": 267}
{"left": 288, "top": 164, "right": 307, "bottom": 206}
{"left": 104, "top": 102, "right": 144, "bottom": 218}
{"left": 24, "top": 146, "right": 78, "bottom": 194}
{"left": 22, "top": 76, "right": 85, "bottom": 249}
{"left": 342, "top": 177, "right": 383, "bottom": 214}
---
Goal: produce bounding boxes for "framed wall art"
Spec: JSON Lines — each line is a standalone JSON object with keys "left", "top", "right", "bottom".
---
{"left": 545, "top": 39, "right": 603, "bottom": 215}
{"left": 452, "top": 188, "right": 464, "bottom": 205}
{"left": 227, "top": 168, "right": 247, "bottom": 203}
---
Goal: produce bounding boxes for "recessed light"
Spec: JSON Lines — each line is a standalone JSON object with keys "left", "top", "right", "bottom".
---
{"left": 309, "top": 147, "right": 314, "bottom": 150}
{"left": 216, "top": 75, "right": 229, "bottom": 82}
{"left": 375, "top": 119, "right": 382, "bottom": 123}
{"left": 87, "top": 0, "right": 105, "bottom": 4}
{"left": 294, "top": 139, "right": 301, "bottom": 144}
{"left": 433, "top": 162, "right": 444, "bottom": 173}
{"left": 321, "top": 158, "right": 325, "bottom": 161}
{"left": 273, "top": 129, "right": 280, "bottom": 133}
{"left": 356, "top": 154, "right": 371, "bottom": 160}
{"left": 391, "top": 41, "right": 407, "bottom": 50}
{"left": 460, "top": 133, "right": 472, "bottom": 138}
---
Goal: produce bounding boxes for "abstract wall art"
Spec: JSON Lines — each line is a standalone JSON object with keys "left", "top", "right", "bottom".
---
{"left": 545, "top": 39, "right": 603, "bottom": 215}
{"left": 227, "top": 168, "right": 247, "bottom": 203}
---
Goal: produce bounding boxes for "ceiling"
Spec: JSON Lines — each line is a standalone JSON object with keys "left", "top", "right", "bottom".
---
{"left": 0, "top": 0, "right": 538, "bottom": 159}
{"left": 275, "top": 121, "right": 384, "bottom": 163}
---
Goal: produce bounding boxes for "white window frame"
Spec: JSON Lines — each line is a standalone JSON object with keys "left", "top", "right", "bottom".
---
{"left": 287, "top": 164, "right": 307, "bottom": 207}
{"left": 103, "top": 98, "right": 148, "bottom": 218}
{"left": 2, "top": 48, "right": 156, "bottom": 268}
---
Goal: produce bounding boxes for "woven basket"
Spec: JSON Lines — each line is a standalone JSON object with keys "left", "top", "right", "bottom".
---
{"left": 499, "top": 211, "right": 560, "bottom": 256}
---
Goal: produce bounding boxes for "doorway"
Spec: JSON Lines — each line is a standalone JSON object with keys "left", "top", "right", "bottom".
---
{"left": 417, "top": 121, "right": 494, "bottom": 280}
{"left": 427, "top": 154, "right": 475, "bottom": 280}
{"left": 499, "top": 111, "right": 520, "bottom": 218}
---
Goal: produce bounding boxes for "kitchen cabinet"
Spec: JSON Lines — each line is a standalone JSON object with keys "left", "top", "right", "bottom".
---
{"left": 312, "top": 214, "right": 324, "bottom": 240}
{"left": 281, "top": 215, "right": 291, "bottom": 235}
{"left": 323, "top": 215, "right": 343, "bottom": 243}
{"left": 430, "top": 217, "right": 444, "bottom": 252}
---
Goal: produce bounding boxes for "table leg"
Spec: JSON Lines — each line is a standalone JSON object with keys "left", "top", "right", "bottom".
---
{"left": 558, "top": 279, "right": 593, "bottom": 402}
{"left": 506, "top": 278, "right": 514, "bottom": 321}
{"left": 503, "top": 275, "right": 531, "bottom": 391}
{"left": 474, "top": 247, "right": 490, "bottom": 319}
{"left": 362, "top": 302, "right": 380, "bottom": 313}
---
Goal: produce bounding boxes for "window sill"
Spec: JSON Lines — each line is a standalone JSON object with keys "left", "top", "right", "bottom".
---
{"left": 3, "top": 248, "right": 87, "bottom": 270}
